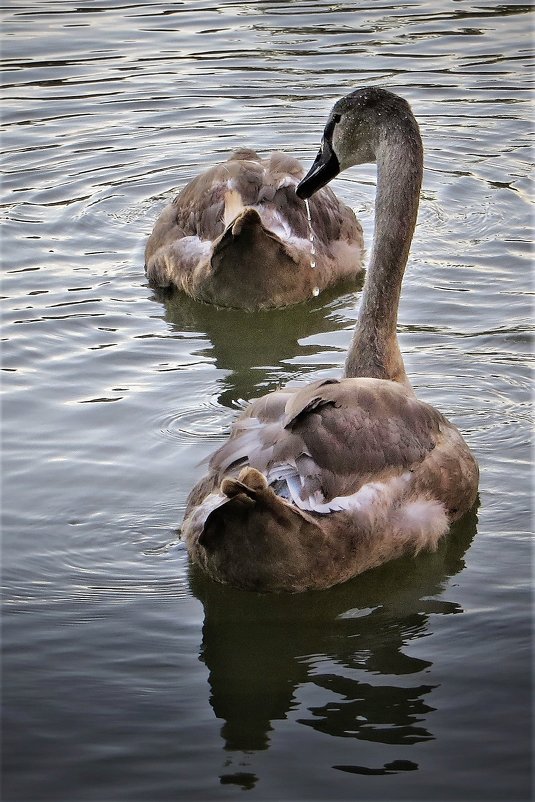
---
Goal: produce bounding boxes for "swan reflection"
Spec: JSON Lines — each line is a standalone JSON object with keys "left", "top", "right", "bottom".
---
{"left": 151, "top": 279, "right": 361, "bottom": 407}
{"left": 189, "top": 509, "right": 477, "bottom": 787}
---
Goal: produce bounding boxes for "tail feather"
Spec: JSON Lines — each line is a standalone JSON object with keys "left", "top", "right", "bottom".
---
{"left": 393, "top": 499, "right": 449, "bottom": 554}
{"left": 223, "top": 189, "right": 246, "bottom": 227}
{"left": 221, "top": 468, "right": 268, "bottom": 497}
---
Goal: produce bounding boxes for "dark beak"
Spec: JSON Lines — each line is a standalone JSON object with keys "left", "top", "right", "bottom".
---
{"left": 296, "top": 139, "right": 340, "bottom": 199}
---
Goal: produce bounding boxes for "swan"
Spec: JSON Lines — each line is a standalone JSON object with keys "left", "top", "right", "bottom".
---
{"left": 145, "top": 148, "right": 364, "bottom": 310}
{"left": 181, "top": 87, "right": 479, "bottom": 593}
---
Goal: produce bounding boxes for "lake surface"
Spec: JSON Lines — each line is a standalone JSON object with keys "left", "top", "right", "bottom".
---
{"left": 2, "top": 1, "right": 532, "bottom": 800}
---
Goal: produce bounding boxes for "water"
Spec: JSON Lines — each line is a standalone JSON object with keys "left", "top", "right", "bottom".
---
{"left": 2, "top": 1, "right": 532, "bottom": 800}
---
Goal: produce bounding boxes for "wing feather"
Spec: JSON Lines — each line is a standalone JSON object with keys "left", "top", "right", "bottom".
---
{"left": 208, "top": 378, "right": 446, "bottom": 506}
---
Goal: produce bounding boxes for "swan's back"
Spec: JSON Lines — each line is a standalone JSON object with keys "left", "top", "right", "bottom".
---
{"left": 182, "top": 377, "right": 478, "bottom": 592}
{"left": 145, "top": 149, "right": 364, "bottom": 309}
{"left": 190, "top": 377, "right": 477, "bottom": 519}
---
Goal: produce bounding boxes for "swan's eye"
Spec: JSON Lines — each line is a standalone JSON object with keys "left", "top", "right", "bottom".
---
{"left": 324, "top": 113, "right": 342, "bottom": 143}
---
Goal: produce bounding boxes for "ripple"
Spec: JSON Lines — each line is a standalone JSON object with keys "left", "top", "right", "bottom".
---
{"left": 154, "top": 399, "right": 236, "bottom": 443}
{"left": 3, "top": 503, "right": 193, "bottom": 609}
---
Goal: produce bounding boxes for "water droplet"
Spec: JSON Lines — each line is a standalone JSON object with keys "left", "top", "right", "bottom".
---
{"left": 312, "top": 287, "right": 320, "bottom": 297}
{"left": 304, "top": 198, "right": 317, "bottom": 269}
{"left": 305, "top": 197, "right": 312, "bottom": 222}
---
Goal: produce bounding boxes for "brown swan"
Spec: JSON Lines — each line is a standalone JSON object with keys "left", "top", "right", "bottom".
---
{"left": 181, "top": 87, "right": 479, "bottom": 592}
{"left": 145, "top": 148, "right": 364, "bottom": 310}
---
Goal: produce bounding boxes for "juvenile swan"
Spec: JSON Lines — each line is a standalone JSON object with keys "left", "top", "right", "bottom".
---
{"left": 182, "top": 88, "right": 479, "bottom": 592}
{"left": 145, "top": 149, "right": 363, "bottom": 309}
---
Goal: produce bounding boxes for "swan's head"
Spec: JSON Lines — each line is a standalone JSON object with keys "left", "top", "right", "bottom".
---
{"left": 297, "top": 87, "right": 416, "bottom": 199}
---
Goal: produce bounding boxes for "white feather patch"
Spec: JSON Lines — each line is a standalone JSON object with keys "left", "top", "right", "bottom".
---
{"left": 267, "top": 469, "right": 414, "bottom": 515}
{"left": 258, "top": 208, "right": 312, "bottom": 249}
{"left": 174, "top": 236, "right": 212, "bottom": 263}
{"left": 223, "top": 189, "right": 245, "bottom": 226}
{"left": 395, "top": 499, "right": 449, "bottom": 552}
{"left": 187, "top": 491, "right": 227, "bottom": 532}
{"left": 276, "top": 176, "right": 299, "bottom": 189}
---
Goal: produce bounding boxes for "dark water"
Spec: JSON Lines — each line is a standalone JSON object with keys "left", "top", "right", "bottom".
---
{"left": 2, "top": 1, "right": 532, "bottom": 800}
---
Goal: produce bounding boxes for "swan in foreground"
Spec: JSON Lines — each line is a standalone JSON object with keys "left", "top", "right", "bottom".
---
{"left": 181, "top": 87, "right": 479, "bottom": 592}
{"left": 145, "top": 148, "right": 364, "bottom": 309}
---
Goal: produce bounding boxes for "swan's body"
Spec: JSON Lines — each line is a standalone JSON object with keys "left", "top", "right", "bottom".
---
{"left": 145, "top": 149, "right": 364, "bottom": 310}
{"left": 181, "top": 88, "right": 479, "bottom": 592}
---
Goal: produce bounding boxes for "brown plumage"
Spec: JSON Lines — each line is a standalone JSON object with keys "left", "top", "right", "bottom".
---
{"left": 145, "top": 149, "right": 364, "bottom": 309}
{"left": 181, "top": 88, "right": 479, "bottom": 592}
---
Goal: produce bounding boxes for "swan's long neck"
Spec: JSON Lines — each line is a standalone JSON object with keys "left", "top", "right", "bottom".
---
{"left": 344, "top": 125, "right": 423, "bottom": 386}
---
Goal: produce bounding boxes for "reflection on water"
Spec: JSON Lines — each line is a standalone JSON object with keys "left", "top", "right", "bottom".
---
{"left": 154, "top": 278, "right": 362, "bottom": 405}
{"left": 190, "top": 511, "right": 477, "bottom": 788}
